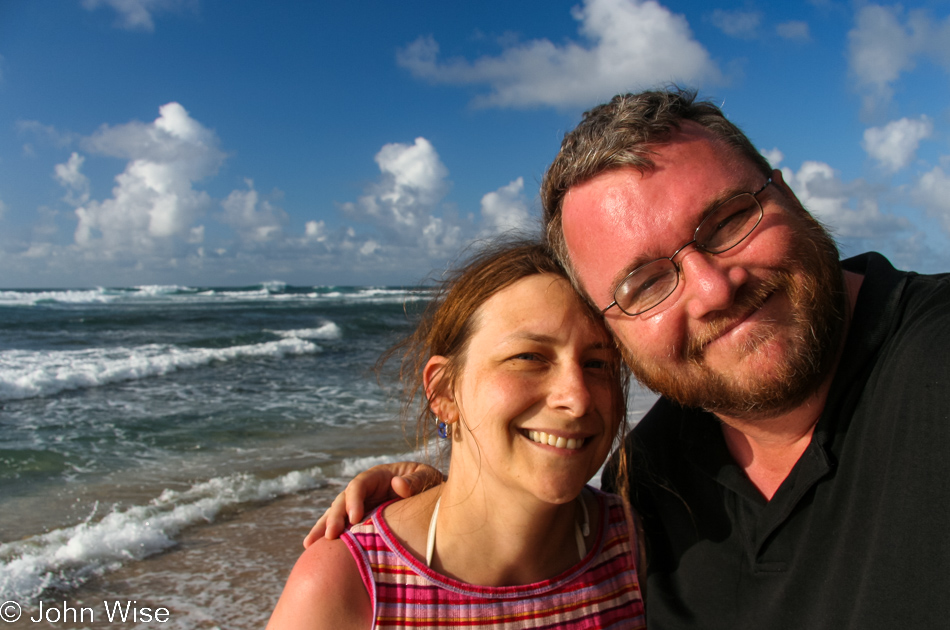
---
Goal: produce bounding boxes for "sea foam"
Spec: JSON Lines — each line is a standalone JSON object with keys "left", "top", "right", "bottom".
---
{"left": 0, "top": 289, "right": 118, "bottom": 307}
{"left": 0, "top": 338, "right": 320, "bottom": 401}
{"left": 0, "top": 467, "right": 326, "bottom": 601}
{"left": 269, "top": 322, "right": 342, "bottom": 340}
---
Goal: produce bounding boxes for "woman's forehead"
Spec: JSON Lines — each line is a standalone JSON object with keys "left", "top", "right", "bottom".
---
{"left": 473, "top": 273, "right": 610, "bottom": 343}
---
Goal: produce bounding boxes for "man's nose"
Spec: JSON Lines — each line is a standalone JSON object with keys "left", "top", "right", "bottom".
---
{"left": 677, "top": 248, "right": 745, "bottom": 320}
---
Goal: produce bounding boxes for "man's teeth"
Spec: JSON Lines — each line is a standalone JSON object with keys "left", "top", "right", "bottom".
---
{"left": 527, "top": 430, "right": 585, "bottom": 450}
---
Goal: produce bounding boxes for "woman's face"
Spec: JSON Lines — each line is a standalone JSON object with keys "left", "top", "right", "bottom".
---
{"left": 428, "top": 273, "right": 623, "bottom": 506}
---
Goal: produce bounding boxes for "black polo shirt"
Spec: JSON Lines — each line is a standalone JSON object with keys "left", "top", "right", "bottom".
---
{"left": 605, "top": 253, "right": 950, "bottom": 629}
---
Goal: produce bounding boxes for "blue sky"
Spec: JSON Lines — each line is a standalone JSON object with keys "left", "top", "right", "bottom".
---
{"left": 3, "top": 0, "right": 950, "bottom": 288}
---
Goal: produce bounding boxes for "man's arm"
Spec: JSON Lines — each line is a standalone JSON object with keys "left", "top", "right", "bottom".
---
{"left": 304, "top": 462, "right": 444, "bottom": 547}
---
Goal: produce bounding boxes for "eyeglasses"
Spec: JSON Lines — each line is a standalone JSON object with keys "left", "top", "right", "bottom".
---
{"left": 602, "top": 178, "right": 772, "bottom": 317}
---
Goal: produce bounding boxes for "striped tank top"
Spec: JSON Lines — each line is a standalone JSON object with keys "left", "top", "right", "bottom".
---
{"left": 341, "top": 487, "right": 645, "bottom": 629}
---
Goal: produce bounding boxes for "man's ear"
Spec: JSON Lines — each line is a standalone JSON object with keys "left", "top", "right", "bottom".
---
{"left": 423, "top": 355, "right": 457, "bottom": 422}
{"left": 770, "top": 168, "right": 795, "bottom": 198}
{"left": 770, "top": 168, "right": 813, "bottom": 216}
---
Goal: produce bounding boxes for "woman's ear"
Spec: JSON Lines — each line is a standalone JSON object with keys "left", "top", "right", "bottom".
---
{"left": 423, "top": 355, "right": 457, "bottom": 422}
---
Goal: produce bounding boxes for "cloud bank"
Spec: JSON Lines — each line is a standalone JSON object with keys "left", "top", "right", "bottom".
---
{"left": 82, "top": 0, "right": 194, "bottom": 31}
{"left": 862, "top": 116, "right": 932, "bottom": 172}
{"left": 397, "top": 0, "right": 721, "bottom": 108}
{"left": 11, "top": 103, "right": 536, "bottom": 286}
{"left": 68, "top": 102, "right": 224, "bottom": 254}
{"left": 709, "top": 9, "right": 761, "bottom": 39}
{"left": 848, "top": 4, "right": 950, "bottom": 112}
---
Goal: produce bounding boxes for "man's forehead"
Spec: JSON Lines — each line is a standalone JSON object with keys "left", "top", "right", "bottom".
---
{"left": 563, "top": 125, "right": 751, "bottom": 229}
{"left": 560, "top": 126, "right": 752, "bottom": 295}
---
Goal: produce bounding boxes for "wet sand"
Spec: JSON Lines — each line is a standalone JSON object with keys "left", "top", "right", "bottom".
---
{"left": 6, "top": 486, "right": 338, "bottom": 630}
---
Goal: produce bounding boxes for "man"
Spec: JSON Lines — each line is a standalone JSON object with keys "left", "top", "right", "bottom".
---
{"left": 315, "top": 88, "right": 950, "bottom": 629}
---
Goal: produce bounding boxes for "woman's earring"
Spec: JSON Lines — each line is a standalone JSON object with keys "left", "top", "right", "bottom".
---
{"left": 437, "top": 417, "right": 448, "bottom": 439}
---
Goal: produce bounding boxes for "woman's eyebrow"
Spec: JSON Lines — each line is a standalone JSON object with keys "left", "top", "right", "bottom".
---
{"left": 503, "top": 332, "right": 612, "bottom": 351}
{"left": 502, "top": 332, "right": 557, "bottom": 344}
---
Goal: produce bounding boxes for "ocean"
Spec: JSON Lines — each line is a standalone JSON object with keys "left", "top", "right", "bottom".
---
{"left": 0, "top": 284, "right": 658, "bottom": 629}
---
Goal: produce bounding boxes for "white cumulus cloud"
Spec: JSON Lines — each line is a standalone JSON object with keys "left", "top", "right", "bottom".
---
{"left": 709, "top": 9, "right": 762, "bottom": 39}
{"left": 341, "top": 137, "right": 457, "bottom": 252}
{"left": 82, "top": 0, "right": 193, "bottom": 31}
{"left": 479, "top": 177, "right": 533, "bottom": 235}
{"left": 914, "top": 166, "right": 950, "bottom": 235}
{"left": 334, "top": 137, "right": 543, "bottom": 274}
{"left": 776, "top": 20, "right": 810, "bottom": 41}
{"left": 304, "top": 220, "right": 328, "bottom": 244}
{"left": 863, "top": 116, "right": 933, "bottom": 172}
{"left": 760, "top": 147, "right": 784, "bottom": 168}
{"left": 375, "top": 137, "right": 450, "bottom": 210}
{"left": 782, "top": 161, "right": 908, "bottom": 238}
{"left": 848, "top": 4, "right": 950, "bottom": 111}
{"left": 17, "top": 120, "right": 77, "bottom": 148}
{"left": 73, "top": 102, "right": 225, "bottom": 252}
{"left": 397, "top": 0, "right": 721, "bottom": 109}
{"left": 219, "top": 179, "right": 288, "bottom": 243}
{"left": 54, "top": 152, "right": 91, "bottom": 207}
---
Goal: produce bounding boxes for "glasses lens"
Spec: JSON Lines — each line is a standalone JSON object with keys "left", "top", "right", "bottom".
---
{"left": 615, "top": 259, "right": 679, "bottom": 315}
{"left": 697, "top": 193, "right": 762, "bottom": 253}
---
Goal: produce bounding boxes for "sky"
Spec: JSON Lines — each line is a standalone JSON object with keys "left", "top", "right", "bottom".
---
{"left": 3, "top": 0, "right": 950, "bottom": 288}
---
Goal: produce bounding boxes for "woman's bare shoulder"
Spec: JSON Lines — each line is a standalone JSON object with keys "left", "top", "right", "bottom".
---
{"left": 266, "top": 536, "right": 372, "bottom": 630}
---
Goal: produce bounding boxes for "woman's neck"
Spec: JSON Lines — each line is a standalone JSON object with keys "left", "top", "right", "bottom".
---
{"left": 385, "top": 483, "right": 596, "bottom": 587}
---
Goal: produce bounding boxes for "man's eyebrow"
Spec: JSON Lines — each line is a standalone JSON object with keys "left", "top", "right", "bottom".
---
{"left": 605, "top": 182, "right": 756, "bottom": 294}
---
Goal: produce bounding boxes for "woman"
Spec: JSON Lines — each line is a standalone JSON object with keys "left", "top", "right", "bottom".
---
{"left": 267, "top": 241, "right": 645, "bottom": 629}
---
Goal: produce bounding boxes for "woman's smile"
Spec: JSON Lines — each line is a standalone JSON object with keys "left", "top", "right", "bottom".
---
{"left": 523, "top": 429, "right": 587, "bottom": 451}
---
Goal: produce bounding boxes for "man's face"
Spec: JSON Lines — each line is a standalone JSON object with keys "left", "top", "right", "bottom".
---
{"left": 560, "top": 123, "right": 845, "bottom": 419}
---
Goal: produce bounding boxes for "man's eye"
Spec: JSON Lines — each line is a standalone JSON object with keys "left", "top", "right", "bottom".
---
{"left": 713, "top": 208, "right": 750, "bottom": 233}
{"left": 628, "top": 270, "right": 673, "bottom": 301}
{"left": 635, "top": 274, "right": 662, "bottom": 294}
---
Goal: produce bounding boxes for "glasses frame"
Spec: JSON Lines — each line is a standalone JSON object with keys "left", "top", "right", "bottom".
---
{"left": 602, "top": 178, "right": 772, "bottom": 317}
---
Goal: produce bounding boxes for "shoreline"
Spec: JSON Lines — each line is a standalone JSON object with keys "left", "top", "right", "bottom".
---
{"left": 3, "top": 486, "right": 336, "bottom": 630}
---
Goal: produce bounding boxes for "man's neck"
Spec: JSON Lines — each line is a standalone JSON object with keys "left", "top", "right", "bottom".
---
{"left": 718, "top": 392, "right": 826, "bottom": 500}
{"left": 717, "top": 270, "right": 865, "bottom": 500}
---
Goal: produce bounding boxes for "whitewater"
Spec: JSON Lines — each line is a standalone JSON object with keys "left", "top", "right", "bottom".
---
{"left": 0, "top": 283, "right": 658, "bottom": 629}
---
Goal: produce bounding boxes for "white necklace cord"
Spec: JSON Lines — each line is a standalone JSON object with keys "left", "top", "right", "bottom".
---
{"left": 426, "top": 496, "right": 440, "bottom": 567}
{"left": 575, "top": 491, "right": 590, "bottom": 559}
{"left": 424, "top": 492, "right": 590, "bottom": 568}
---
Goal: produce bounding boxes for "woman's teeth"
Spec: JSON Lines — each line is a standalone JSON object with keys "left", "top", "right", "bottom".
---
{"left": 526, "top": 430, "right": 585, "bottom": 450}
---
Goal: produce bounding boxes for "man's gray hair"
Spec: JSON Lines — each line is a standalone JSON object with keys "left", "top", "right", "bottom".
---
{"left": 541, "top": 87, "right": 773, "bottom": 293}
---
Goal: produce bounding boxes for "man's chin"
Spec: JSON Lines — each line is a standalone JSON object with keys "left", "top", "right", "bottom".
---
{"left": 622, "top": 206, "right": 848, "bottom": 420}
{"left": 626, "top": 342, "right": 824, "bottom": 420}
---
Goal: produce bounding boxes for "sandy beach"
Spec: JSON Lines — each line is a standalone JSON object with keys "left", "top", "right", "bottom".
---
{"left": 5, "top": 486, "right": 339, "bottom": 630}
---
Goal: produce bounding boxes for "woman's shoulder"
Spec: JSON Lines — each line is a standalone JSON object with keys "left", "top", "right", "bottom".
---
{"left": 374, "top": 491, "right": 440, "bottom": 558}
{"left": 266, "top": 537, "right": 372, "bottom": 630}
{"left": 585, "top": 485, "right": 646, "bottom": 593}
{"left": 586, "top": 484, "right": 626, "bottom": 516}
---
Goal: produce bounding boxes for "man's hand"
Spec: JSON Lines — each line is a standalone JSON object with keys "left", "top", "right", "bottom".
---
{"left": 303, "top": 462, "right": 444, "bottom": 547}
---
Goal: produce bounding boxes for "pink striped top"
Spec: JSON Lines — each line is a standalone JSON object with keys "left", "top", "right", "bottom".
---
{"left": 341, "top": 487, "right": 645, "bottom": 629}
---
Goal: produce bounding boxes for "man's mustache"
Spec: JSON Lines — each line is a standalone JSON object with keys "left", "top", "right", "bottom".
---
{"left": 684, "top": 271, "right": 793, "bottom": 361}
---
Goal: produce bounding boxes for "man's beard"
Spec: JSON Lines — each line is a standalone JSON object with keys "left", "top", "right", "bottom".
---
{"left": 623, "top": 210, "right": 848, "bottom": 420}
